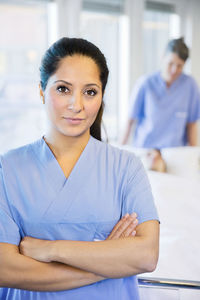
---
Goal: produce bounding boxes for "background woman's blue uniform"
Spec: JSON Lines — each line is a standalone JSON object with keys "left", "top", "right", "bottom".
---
{"left": 130, "top": 71, "right": 200, "bottom": 148}
{"left": 0, "top": 136, "right": 159, "bottom": 299}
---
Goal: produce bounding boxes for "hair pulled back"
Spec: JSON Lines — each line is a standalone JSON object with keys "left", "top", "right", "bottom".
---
{"left": 165, "top": 37, "right": 189, "bottom": 61}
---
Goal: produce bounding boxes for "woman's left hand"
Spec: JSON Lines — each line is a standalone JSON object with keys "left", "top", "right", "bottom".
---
{"left": 107, "top": 213, "right": 138, "bottom": 240}
{"left": 19, "top": 213, "right": 138, "bottom": 263}
{"left": 19, "top": 236, "right": 53, "bottom": 262}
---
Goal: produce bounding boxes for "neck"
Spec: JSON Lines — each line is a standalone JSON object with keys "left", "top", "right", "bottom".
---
{"left": 44, "top": 129, "right": 90, "bottom": 158}
{"left": 160, "top": 73, "right": 173, "bottom": 88}
{"left": 161, "top": 71, "right": 182, "bottom": 88}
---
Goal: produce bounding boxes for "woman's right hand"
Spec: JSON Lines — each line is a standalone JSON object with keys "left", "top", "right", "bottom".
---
{"left": 106, "top": 213, "right": 138, "bottom": 240}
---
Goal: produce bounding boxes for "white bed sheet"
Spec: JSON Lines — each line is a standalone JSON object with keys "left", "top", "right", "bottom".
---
{"left": 113, "top": 143, "right": 200, "bottom": 281}
{"left": 147, "top": 171, "right": 200, "bottom": 282}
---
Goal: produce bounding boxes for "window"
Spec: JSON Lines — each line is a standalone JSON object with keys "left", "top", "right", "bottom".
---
{"left": 81, "top": 0, "right": 125, "bottom": 141}
{"left": 143, "top": 1, "right": 180, "bottom": 74}
{"left": 0, "top": 1, "right": 48, "bottom": 153}
{"left": 81, "top": 11, "right": 121, "bottom": 141}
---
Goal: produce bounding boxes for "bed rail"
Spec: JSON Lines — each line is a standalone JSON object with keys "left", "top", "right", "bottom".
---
{"left": 138, "top": 277, "right": 200, "bottom": 290}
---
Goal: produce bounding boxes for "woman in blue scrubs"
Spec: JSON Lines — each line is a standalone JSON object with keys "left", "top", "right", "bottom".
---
{"left": 122, "top": 38, "right": 200, "bottom": 171}
{"left": 0, "top": 37, "right": 159, "bottom": 299}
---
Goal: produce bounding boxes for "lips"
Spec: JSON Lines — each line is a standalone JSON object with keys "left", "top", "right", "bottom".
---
{"left": 63, "top": 117, "right": 85, "bottom": 124}
{"left": 64, "top": 117, "right": 84, "bottom": 120}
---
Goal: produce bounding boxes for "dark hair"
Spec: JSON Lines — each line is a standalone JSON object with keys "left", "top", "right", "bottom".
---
{"left": 40, "top": 37, "right": 109, "bottom": 141}
{"left": 165, "top": 37, "right": 189, "bottom": 61}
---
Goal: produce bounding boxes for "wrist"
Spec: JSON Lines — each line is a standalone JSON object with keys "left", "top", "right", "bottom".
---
{"left": 49, "top": 240, "right": 71, "bottom": 263}
{"left": 48, "top": 240, "right": 60, "bottom": 262}
{"left": 90, "top": 272, "right": 105, "bottom": 283}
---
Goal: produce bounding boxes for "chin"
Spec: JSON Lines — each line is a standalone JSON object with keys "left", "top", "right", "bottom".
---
{"left": 60, "top": 128, "right": 89, "bottom": 138}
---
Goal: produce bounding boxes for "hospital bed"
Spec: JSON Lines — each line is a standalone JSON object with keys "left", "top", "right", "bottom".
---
{"left": 115, "top": 144, "right": 200, "bottom": 300}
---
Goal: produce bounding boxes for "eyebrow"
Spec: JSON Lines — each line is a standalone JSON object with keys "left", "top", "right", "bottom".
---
{"left": 54, "top": 80, "right": 101, "bottom": 89}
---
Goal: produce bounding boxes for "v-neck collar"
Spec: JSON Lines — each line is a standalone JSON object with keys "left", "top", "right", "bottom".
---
{"left": 31, "top": 135, "right": 93, "bottom": 193}
{"left": 158, "top": 71, "right": 184, "bottom": 92}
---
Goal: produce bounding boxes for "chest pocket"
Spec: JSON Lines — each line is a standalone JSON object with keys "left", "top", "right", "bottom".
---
{"left": 93, "top": 220, "right": 119, "bottom": 241}
{"left": 19, "top": 219, "right": 97, "bottom": 240}
{"left": 19, "top": 219, "right": 119, "bottom": 242}
{"left": 175, "top": 111, "right": 187, "bottom": 131}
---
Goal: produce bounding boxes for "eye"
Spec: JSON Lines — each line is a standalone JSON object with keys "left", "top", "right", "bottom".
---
{"left": 56, "top": 85, "right": 70, "bottom": 94}
{"left": 85, "top": 89, "right": 97, "bottom": 97}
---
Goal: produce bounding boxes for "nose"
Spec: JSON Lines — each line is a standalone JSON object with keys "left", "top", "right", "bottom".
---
{"left": 68, "top": 92, "right": 83, "bottom": 112}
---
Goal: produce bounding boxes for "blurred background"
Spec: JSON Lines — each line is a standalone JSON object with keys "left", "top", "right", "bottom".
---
{"left": 0, "top": 0, "right": 200, "bottom": 152}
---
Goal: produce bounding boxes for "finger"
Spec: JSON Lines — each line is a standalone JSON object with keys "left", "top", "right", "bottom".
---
{"left": 131, "top": 230, "right": 136, "bottom": 237}
{"left": 107, "top": 212, "right": 137, "bottom": 239}
{"left": 112, "top": 213, "right": 137, "bottom": 238}
{"left": 107, "top": 213, "right": 130, "bottom": 239}
{"left": 122, "top": 219, "right": 138, "bottom": 237}
{"left": 108, "top": 213, "right": 137, "bottom": 239}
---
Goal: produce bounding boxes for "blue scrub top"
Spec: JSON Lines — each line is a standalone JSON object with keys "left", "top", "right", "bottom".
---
{"left": 130, "top": 71, "right": 200, "bottom": 148}
{"left": 0, "top": 136, "right": 159, "bottom": 299}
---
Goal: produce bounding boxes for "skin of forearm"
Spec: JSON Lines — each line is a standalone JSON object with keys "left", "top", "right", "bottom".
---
{"left": 49, "top": 235, "right": 159, "bottom": 278}
{"left": 0, "top": 244, "right": 103, "bottom": 291}
{"left": 187, "top": 122, "right": 198, "bottom": 146}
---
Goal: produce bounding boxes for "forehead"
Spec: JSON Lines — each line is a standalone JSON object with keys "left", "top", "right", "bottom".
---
{"left": 165, "top": 52, "right": 185, "bottom": 65}
{"left": 55, "top": 54, "right": 101, "bottom": 81}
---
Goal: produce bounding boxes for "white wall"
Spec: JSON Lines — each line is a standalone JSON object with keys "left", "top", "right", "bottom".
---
{"left": 55, "top": 0, "right": 82, "bottom": 38}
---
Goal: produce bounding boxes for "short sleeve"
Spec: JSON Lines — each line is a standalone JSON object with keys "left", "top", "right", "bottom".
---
{"left": 129, "top": 77, "right": 146, "bottom": 121}
{"left": 187, "top": 79, "right": 200, "bottom": 122}
{"left": 122, "top": 155, "right": 159, "bottom": 225}
{"left": 0, "top": 162, "right": 21, "bottom": 245}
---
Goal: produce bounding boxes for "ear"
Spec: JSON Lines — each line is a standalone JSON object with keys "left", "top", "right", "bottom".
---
{"left": 39, "top": 83, "right": 45, "bottom": 104}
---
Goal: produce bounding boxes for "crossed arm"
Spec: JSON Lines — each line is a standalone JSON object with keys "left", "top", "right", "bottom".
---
{"left": 0, "top": 214, "right": 159, "bottom": 291}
